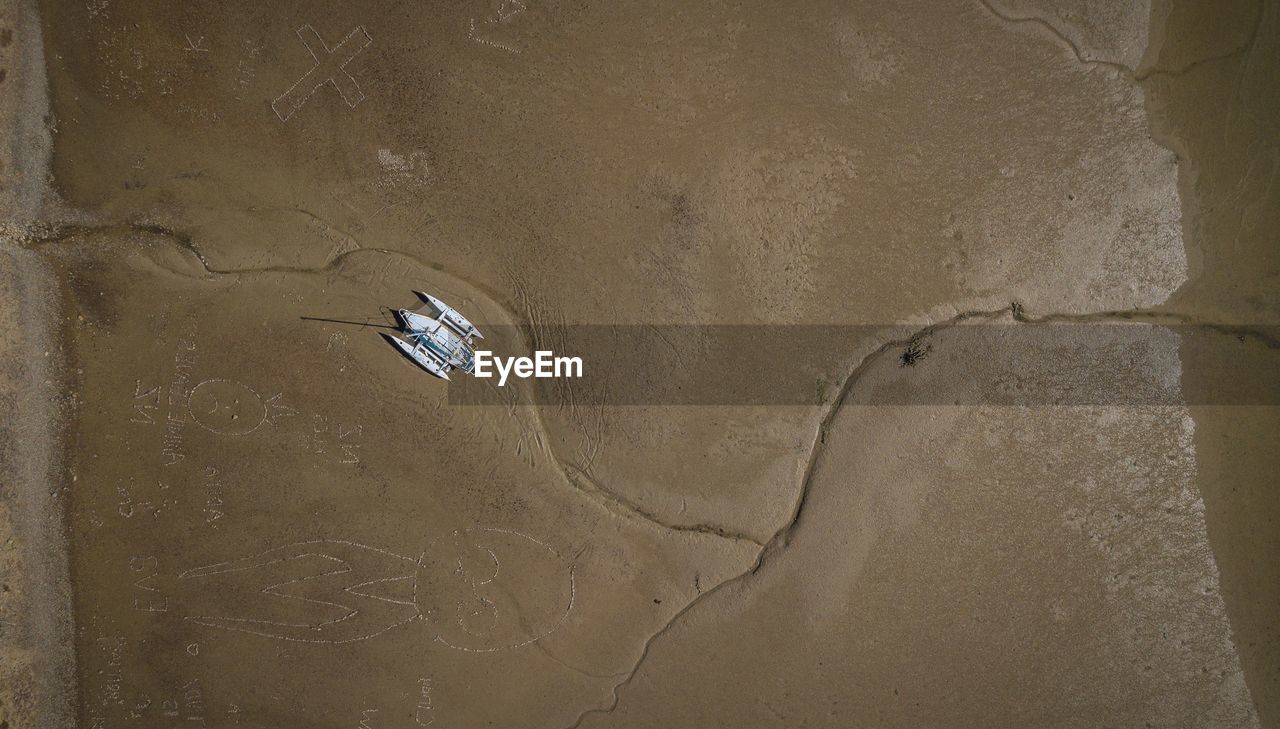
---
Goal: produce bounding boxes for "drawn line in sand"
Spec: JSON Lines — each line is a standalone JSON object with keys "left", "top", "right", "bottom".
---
{"left": 468, "top": 18, "right": 520, "bottom": 55}
{"left": 176, "top": 529, "right": 574, "bottom": 650}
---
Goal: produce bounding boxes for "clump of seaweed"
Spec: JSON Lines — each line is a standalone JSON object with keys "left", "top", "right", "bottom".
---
{"left": 900, "top": 337, "right": 932, "bottom": 367}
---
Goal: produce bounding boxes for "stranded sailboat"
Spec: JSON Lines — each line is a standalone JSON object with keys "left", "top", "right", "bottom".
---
{"left": 386, "top": 292, "right": 483, "bottom": 380}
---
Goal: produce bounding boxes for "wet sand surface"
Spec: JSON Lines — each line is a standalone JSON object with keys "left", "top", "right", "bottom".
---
{"left": 1, "top": 0, "right": 1278, "bottom": 727}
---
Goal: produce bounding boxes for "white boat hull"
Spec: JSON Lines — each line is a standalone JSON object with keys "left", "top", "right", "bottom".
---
{"left": 416, "top": 291, "right": 483, "bottom": 340}
{"left": 385, "top": 293, "right": 483, "bottom": 380}
{"left": 398, "top": 309, "right": 438, "bottom": 333}
{"left": 396, "top": 308, "right": 475, "bottom": 373}
{"left": 387, "top": 335, "right": 451, "bottom": 380}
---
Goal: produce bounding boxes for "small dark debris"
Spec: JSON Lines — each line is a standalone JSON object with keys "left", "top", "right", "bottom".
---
{"left": 653, "top": 598, "right": 662, "bottom": 604}
{"left": 670, "top": 194, "right": 695, "bottom": 227}
{"left": 900, "top": 339, "right": 931, "bottom": 367}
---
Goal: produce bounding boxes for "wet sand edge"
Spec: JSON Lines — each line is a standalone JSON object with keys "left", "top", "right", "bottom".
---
{"left": 0, "top": 244, "right": 76, "bottom": 729}
{"left": 1142, "top": 0, "right": 1280, "bottom": 723}
{"left": 0, "top": 0, "right": 76, "bottom": 724}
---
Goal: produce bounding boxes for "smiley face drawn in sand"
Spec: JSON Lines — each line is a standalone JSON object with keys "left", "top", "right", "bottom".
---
{"left": 188, "top": 379, "right": 268, "bottom": 435}
{"left": 415, "top": 528, "right": 576, "bottom": 652}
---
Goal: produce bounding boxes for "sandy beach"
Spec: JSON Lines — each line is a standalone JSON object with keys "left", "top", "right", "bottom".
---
{"left": 1, "top": 0, "right": 1278, "bottom": 726}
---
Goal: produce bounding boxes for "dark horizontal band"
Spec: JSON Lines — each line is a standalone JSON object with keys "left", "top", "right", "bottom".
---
{"left": 444, "top": 323, "right": 1280, "bottom": 406}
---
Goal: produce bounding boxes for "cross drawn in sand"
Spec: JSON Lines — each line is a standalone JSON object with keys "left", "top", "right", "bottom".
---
{"left": 271, "top": 24, "right": 373, "bottom": 122}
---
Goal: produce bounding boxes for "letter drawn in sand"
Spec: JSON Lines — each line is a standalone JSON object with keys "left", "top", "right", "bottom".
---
{"left": 131, "top": 556, "right": 169, "bottom": 612}
{"left": 183, "top": 34, "right": 210, "bottom": 53}
{"left": 132, "top": 380, "right": 162, "bottom": 425}
{"left": 271, "top": 24, "right": 373, "bottom": 122}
